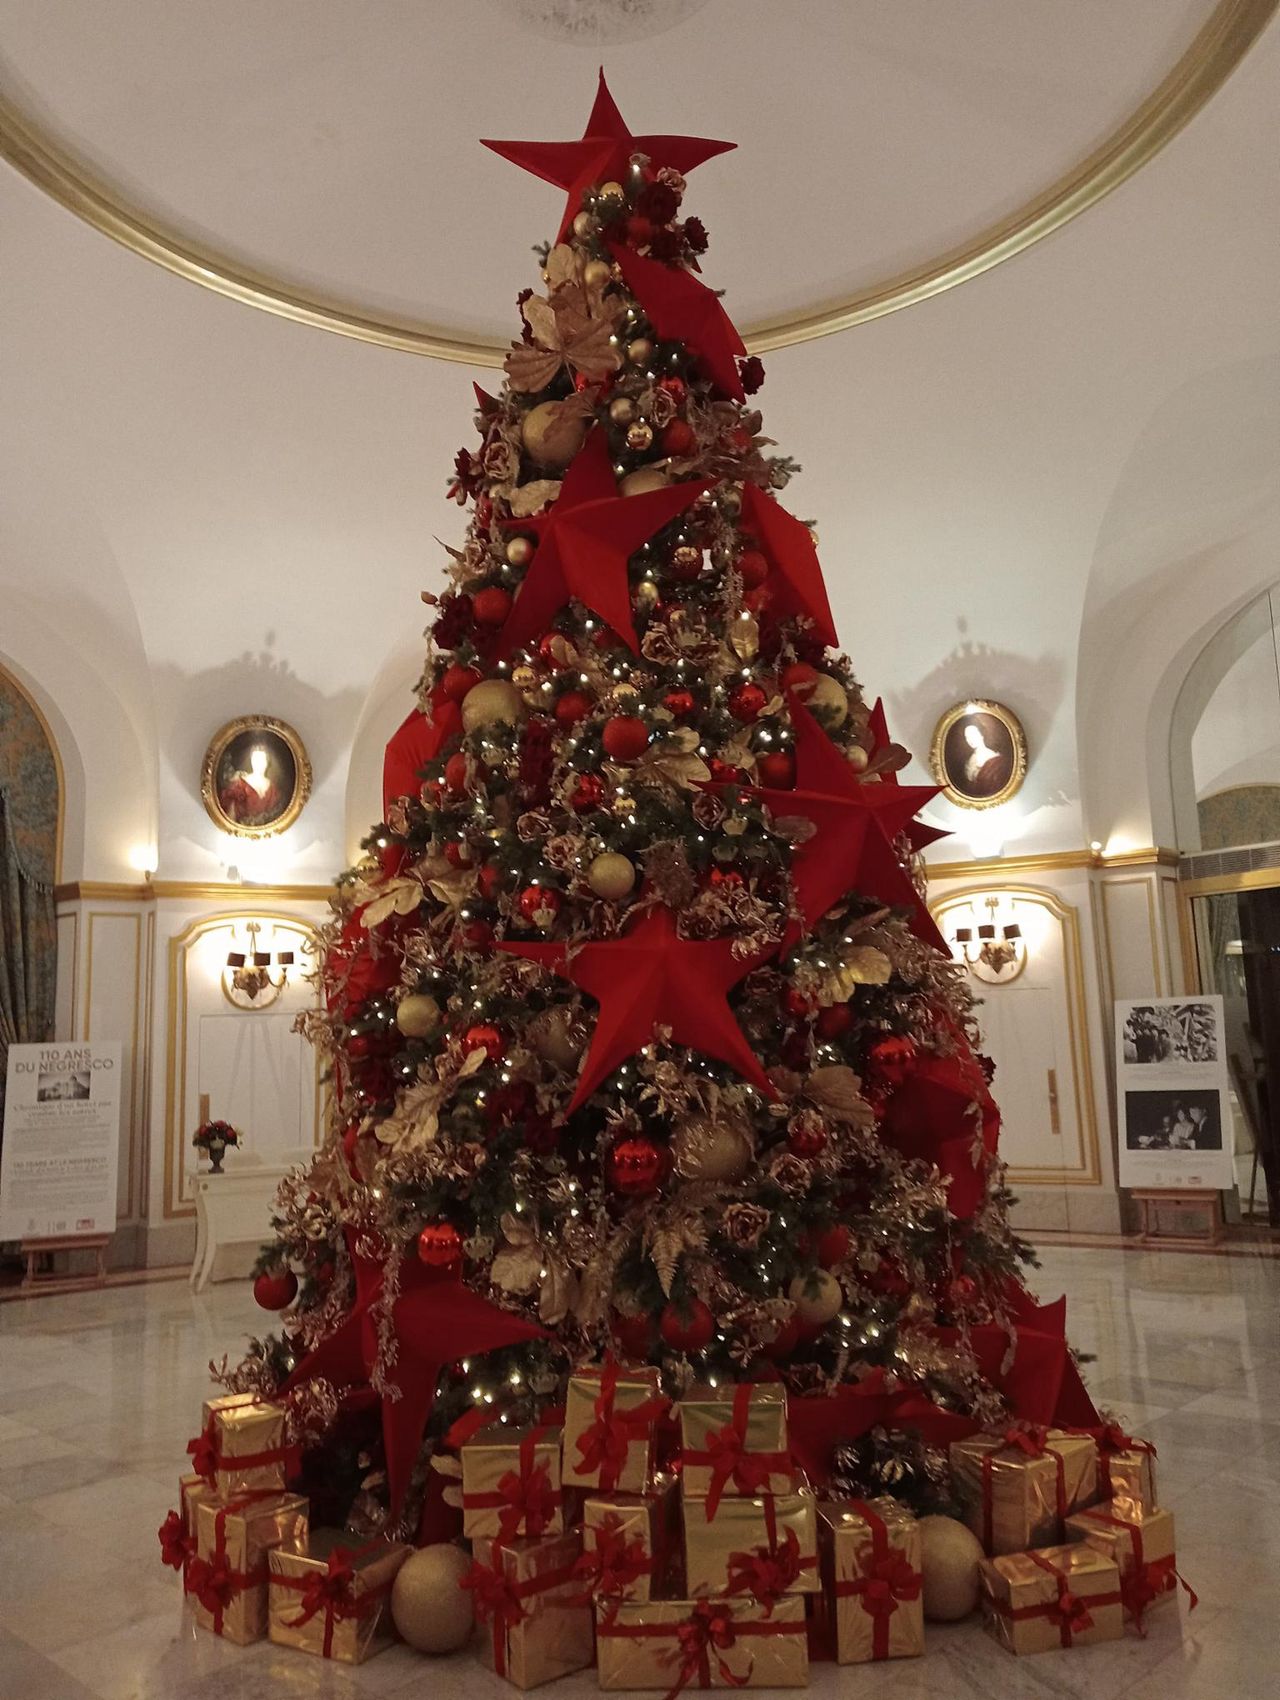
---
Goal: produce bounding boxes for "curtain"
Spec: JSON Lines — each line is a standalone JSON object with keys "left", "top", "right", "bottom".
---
{"left": 0, "top": 791, "right": 57, "bottom": 1117}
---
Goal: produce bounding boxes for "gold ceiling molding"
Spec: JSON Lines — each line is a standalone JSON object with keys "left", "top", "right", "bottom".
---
{"left": 1, "top": 0, "right": 1274, "bottom": 362}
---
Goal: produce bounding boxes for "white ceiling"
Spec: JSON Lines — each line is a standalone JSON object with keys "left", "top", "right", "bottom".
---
{"left": 1, "top": 2, "right": 1278, "bottom": 881}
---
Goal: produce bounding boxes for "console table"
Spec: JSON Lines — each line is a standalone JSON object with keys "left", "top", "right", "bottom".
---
{"left": 188, "top": 1157, "right": 310, "bottom": 1290}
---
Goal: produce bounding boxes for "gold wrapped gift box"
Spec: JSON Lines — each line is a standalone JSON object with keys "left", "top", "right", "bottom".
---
{"left": 562, "top": 1364, "right": 666, "bottom": 1494}
{"left": 1065, "top": 1500, "right": 1180, "bottom": 1627}
{"left": 179, "top": 1471, "right": 215, "bottom": 1537}
{"left": 472, "top": 1530, "right": 595, "bottom": 1689}
{"left": 268, "top": 1529, "right": 409, "bottom": 1662}
{"left": 460, "top": 1422, "right": 565, "bottom": 1542}
{"left": 817, "top": 1497, "right": 923, "bottom": 1664}
{"left": 190, "top": 1492, "right": 308, "bottom": 1645}
{"left": 583, "top": 1475, "right": 680, "bottom": 1604}
{"left": 193, "top": 1392, "right": 292, "bottom": 1502}
{"left": 950, "top": 1429, "right": 1097, "bottom": 1555}
{"left": 1097, "top": 1444, "right": 1158, "bottom": 1515}
{"left": 596, "top": 1596, "right": 809, "bottom": 1690}
{"left": 684, "top": 1484, "right": 819, "bottom": 1601}
{"left": 979, "top": 1542, "right": 1124, "bottom": 1655}
{"left": 679, "top": 1384, "right": 791, "bottom": 1508}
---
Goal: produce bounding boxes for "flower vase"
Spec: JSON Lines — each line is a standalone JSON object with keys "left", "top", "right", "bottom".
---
{"left": 207, "top": 1137, "right": 227, "bottom": 1174}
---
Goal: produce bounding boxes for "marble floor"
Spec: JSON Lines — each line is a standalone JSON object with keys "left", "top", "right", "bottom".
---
{"left": 0, "top": 1243, "right": 1276, "bottom": 1698}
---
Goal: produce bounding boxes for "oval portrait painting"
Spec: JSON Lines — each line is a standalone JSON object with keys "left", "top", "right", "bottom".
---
{"left": 201, "top": 715, "right": 312, "bottom": 838}
{"left": 930, "top": 699, "right": 1027, "bottom": 810}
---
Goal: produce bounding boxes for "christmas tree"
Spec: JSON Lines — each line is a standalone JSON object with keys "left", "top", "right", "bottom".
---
{"left": 232, "top": 73, "right": 1099, "bottom": 1538}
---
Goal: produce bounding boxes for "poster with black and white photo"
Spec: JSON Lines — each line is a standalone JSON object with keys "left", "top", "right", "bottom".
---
{"left": 1115, "top": 996, "right": 1233, "bottom": 1190}
{"left": 0, "top": 1041, "right": 122, "bottom": 1241}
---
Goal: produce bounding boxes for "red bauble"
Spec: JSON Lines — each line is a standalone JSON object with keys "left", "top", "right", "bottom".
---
{"left": 444, "top": 840, "right": 473, "bottom": 868}
{"left": 346, "top": 1032, "right": 373, "bottom": 1059}
{"left": 610, "top": 1309, "right": 658, "bottom": 1360}
{"left": 816, "top": 1224, "right": 852, "bottom": 1268}
{"left": 570, "top": 772, "right": 605, "bottom": 811}
{"left": 867, "top": 1035, "right": 918, "bottom": 1089}
{"left": 947, "top": 1273, "right": 978, "bottom": 1308}
{"left": 780, "top": 662, "right": 818, "bottom": 695}
{"left": 787, "top": 1117, "right": 828, "bottom": 1158}
{"left": 441, "top": 663, "right": 482, "bottom": 704}
{"left": 538, "top": 632, "right": 575, "bottom": 671}
{"left": 707, "top": 866, "right": 742, "bottom": 890}
{"left": 555, "top": 690, "right": 593, "bottom": 727}
{"left": 606, "top": 1134, "right": 665, "bottom": 1196}
{"left": 659, "top": 1298, "right": 715, "bottom": 1353}
{"left": 444, "top": 752, "right": 469, "bottom": 793}
{"left": 706, "top": 758, "right": 743, "bottom": 785}
{"left": 477, "top": 863, "right": 504, "bottom": 900}
{"left": 760, "top": 1315, "right": 800, "bottom": 1361}
{"left": 782, "top": 986, "right": 815, "bottom": 1019}
{"left": 463, "top": 1024, "right": 504, "bottom": 1062}
{"left": 660, "top": 419, "right": 697, "bottom": 456}
{"left": 756, "top": 751, "right": 795, "bottom": 789}
{"left": 664, "top": 689, "right": 696, "bottom": 718}
{"left": 518, "top": 884, "right": 561, "bottom": 926}
{"left": 417, "top": 1221, "right": 464, "bottom": 1268}
{"left": 736, "top": 549, "right": 769, "bottom": 589}
{"left": 815, "top": 1003, "right": 852, "bottom": 1040}
{"left": 253, "top": 1269, "right": 298, "bottom": 1311}
{"left": 473, "top": 587, "right": 513, "bottom": 626}
{"left": 781, "top": 1031, "right": 810, "bottom": 1070}
{"left": 728, "top": 682, "right": 768, "bottom": 723}
{"left": 603, "top": 716, "right": 650, "bottom": 761}
{"left": 870, "top": 1256, "right": 911, "bottom": 1297}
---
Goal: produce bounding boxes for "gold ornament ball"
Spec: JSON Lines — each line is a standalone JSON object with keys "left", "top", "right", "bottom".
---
{"left": 805, "top": 673, "right": 850, "bottom": 728}
{"left": 626, "top": 338, "right": 654, "bottom": 366}
{"left": 512, "top": 664, "right": 538, "bottom": 692}
{"left": 846, "top": 744, "right": 869, "bottom": 772}
{"left": 572, "top": 211, "right": 597, "bottom": 239}
{"left": 522, "top": 400, "right": 590, "bottom": 471}
{"left": 788, "top": 1269, "right": 844, "bottom": 1325}
{"left": 626, "top": 421, "right": 655, "bottom": 453}
{"left": 395, "top": 994, "right": 441, "bottom": 1040}
{"left": 609, "top": 396, "right": 637, "bottom": 426}
{"left": 599, "top": 180, "right": 626, "bottom": 204}
{"left": 461, "top": 678, "right": 525, "bottom": 733}
{"left": 918, "top": 1516, "right": 984, "bottom": 1622}
{"left": 505, "top": 536, "right": 534, "bottom": 568}
{"left": 672, "top": 1111, "right": 754, "bottom": 1181}
{"left": 583, "top": 258, "right": 613, "bottom": 289}
{"left": 587, "top": 852, "right": 637, "bottom": 901}
{"left": 528, "top": 1005, "right": 588, "bottom": 1071}
{"left": 672, "top": 544, "right": 701, "bottom": 574}
{"left": 621, "top": 467, "right": 669, "bottom": 498}
{"left": 390, "top": 1544, "right": 475, "bottom": 1653}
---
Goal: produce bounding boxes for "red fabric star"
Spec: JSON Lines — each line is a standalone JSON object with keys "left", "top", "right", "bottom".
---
{"left": 739, "top": 483, "right": 837, "bottom": 648}
{"left": 497, "top": 905, "right": 773, "bottom": 1111}
{"left": 383, "top": 700, "right": 461, "bottom": 813}
{"left": 283, "top": 1233, "right": 546, "bottom": 1516}
{"left": 867, "top": 698, "right": 948, "bottom": 853}
{"left": 495, "top": 428, "right": 709, "bottom": 659}
{"left": 751, "top": 698, "right": 946, "bottom": 951}
{"left": 482, "top": 70, "right": 735, "bottom": 244}
{"left": 608, "top": 243, "right": 747, "bottom": 401}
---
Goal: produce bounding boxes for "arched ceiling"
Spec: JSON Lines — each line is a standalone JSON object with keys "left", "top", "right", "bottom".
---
{"left": 0, "top": 0, "right": 1271, "bottom": 356}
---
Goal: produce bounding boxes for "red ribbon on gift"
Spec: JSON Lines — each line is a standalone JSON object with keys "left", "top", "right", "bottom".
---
{"left": 186, "top": 1497, "right": 275, "bottom": 1636}
{"left": 459, "top": 1549, "right": 579, "bottom": 1678}
{"left": 1067, "top": 1424, "right": 1158, "bottom": 1500}
{"left": 596, "top": 1597, "right": 807, "bottom": 1700}
{"left": 684, "top": 1383, "right": 792, "bottom": 1521}
{"left": 571, "top": 1512, "right": 653, "bottom": 1611}
{"left": 723, "top": 1493, "right": 813, "bottom": 1615}
{"left": 158, "top": 1509, "right": 195, "bottom": 1582}
{"left": 989, "top": 1550, "right": 1122, "bottom": 1648}
{"left": 272, "top": 1541, "right": 394, "bottom": 1658}
{"left": 978, "top": 1426, "right": 1067, "bottom": 1553}
{"left": 831, "top": 1499, "right": 922, "bottom": 1660}
{"left": 1071, "top": 1506, "right": 1197, "bottom": 1634}
{"left": 185, "top": 1413, "right": 299, "bottom": 1489}
{"left": 575, "top": 1359, "right": 670, "bottom": 1491}
{"left": 461, "top": 1423, "right": 563, "bottom": 1542}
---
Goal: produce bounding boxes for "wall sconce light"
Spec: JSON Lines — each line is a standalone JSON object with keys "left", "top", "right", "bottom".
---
{"left": 949, "top": 895, "right": 1027, "bottom": 984}
{"left": 223, "top": 920, "right": 294, "bottom": 1009}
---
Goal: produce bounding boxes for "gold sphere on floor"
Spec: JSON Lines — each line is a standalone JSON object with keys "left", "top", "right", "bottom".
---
{"left": 918, "top": 1514, "right": 984, "bottom": 1621}
{"left": 390, "top": 1544, "right": 475, "bottom": 1653}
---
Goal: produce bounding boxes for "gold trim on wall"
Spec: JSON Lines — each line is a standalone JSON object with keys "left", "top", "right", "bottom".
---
{"left": 0, "top": 0, "right": 1273, "bottom": 360}
{"left": 55, "top": 879, "right": 335, "bottom": 904}
{"left": 927, "top": 845, "right": 1178, "bottom": 881}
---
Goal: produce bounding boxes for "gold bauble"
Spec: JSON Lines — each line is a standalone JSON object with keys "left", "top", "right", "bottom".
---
{"left": 626, "top": 338, "right": 654, "bottom": 366}
{"left": 671, "top": 1111, "right": 754, "bottom": 1181}
{"left": 672, "top": 544, "right": 701, "bottom": 574}
{"left": 805, "top": 673, "right": 850, "bottom": 728}
{"left": 612, "top": 793, "right": 637, "bottom": 816}
{"left": 787, "top": 1269, "right": 844, "bottom": 1325}
{"left": 918, "top": 1516, "right": 984, "bottom": 1621}
{"left": 599, "top": 180, "right": 626, "bottom": 204}
{"left": 528, "top": 1005, "right": 588, "bottom": 1071}
{"left": 587, "top": 852, "right": 637, "bottom": 901}
{"left": 632, "top": 581, "right": 661, "bottom": 611}
{"left": 390, "top": 1544, "right": 475, "bottom": 1653}
{"left": 512, "top": 664, "right": 538, "bottom": 691}
{"left": 609, "top": 396, "right": 637, "bottom": 426}
{"left": 521, "top": 400, "right": 590, "bottom": 471}
{"left": 626, "top": 421, "right": 655, "bottom": 453}
{"left": 461, "top": 678, "right": 525, "bottom": 732}
{"left": 572, "top": 211, "right": 597, "bottom": 239}
{"left": 621, "top": 467, "right": 669, "bottom": 498}
{"left": 846, "top": 745, "right": 869, "bottom": 772}
{"left": 505, "top": 536, "right": 534, "bottom": 568}
{"left": 583, "top": 258, "right": 612, "bottom": 289}
{"left": 395, "top": 993, "right": 441, "bottom": 1040}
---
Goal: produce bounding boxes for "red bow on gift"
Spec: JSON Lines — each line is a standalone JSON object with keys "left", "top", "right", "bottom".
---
{"left": 670, "top": 1600, "right": 749, "bottom": 1699}
{"left": 572, "top": 1515, "right": 650, "bottom": 1605}
{"left": 186, "top": 1422, "right": 218, "bottom": 1484}
{"left": 288, "top": 1549, "right": 359, "bottom": 1628}
{"left": 494, "top": 1458, "right": 558, "bottom": 1543}
{"left": 575, "top": 1360, "right": 669, "bottom": 1491}
{"left": 725, "top": 1527, "right": 803, "bottom": 1613}
{"left": 1048, "top": 1587, "right": 1094, "bottom": 1636}
{"left": 1001, "top": 1424, "right": 1050, "bottom": 1457}
{"left": 157, "top": 1509, "right": 193, "bottom": 1573}
{"left": 187, "top": 1554, "right": 235, "bottom": 1616}
{"left": 853, "top": 1553, "right": 922, "bottom": 1617}
{"left": 460, "top": 1558, "right": 527, "bottom": 1630}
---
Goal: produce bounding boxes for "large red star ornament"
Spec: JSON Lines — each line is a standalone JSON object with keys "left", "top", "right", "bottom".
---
{"left": 608, "top": 243, "right": 748, "bottom": 401}
{"left": 867, "top": 698, "right": 948, "bottom": 853}
{"left": 495, "top": 427, "right": 709, "bottom": 659}
{"left": 482, "top": 70, "right": 735, "bottom": 244}
{"left": 383, "top": 699, "right": 461, "bottom": 814}
{"left": 752, "top": 698, "right": 947, "bottom": 952}
{"left": 283, "top": 1233, "right": 547, "bottom": 1516}
{"left": 738, "top": 483, "right": 837, "bottom": 648}
{"left": 497, "top": 905, "right": 774, "bottom": 1111}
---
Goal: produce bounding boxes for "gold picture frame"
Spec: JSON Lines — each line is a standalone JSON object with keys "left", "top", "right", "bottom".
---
{"left": 929, "top": 699, "right": 1027, "bottom": 810}
{"left": 200, "top": 715, "right": 312, "bottom": 838}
